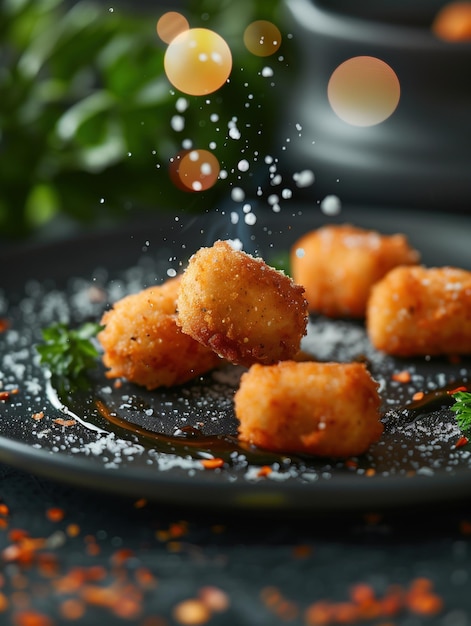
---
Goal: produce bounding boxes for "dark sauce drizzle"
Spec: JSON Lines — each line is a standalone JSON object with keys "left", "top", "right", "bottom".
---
{"left": 58, "top": 377, "right": 470, "bottom": 470}
{"left": 397, "top": 380, "right": 469, "bottom": 423}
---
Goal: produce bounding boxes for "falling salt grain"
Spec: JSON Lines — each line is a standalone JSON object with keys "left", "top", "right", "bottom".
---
{"left": 238, "top": 159, "right": 250, "bottom": 172}
{"left": 320, "top": 194, "right": 342, "bottom": 216}
{"left": 293, "top": 169, "right": 315, "bottom": 188}
{"left": 227, "top": 239, "right": 243, "bottom": 251}
{"left": 229, "top": 127, "right": 241, "bottom": 140}
{"left": 261, "top": 66, "right": 274, "bottom": 77}
{"left": 231, "top": 187, "right": 245, "bottom": 202}
{"left": 176, "top": 97, "right": 189, "bottom": 113}
{"left": 171, "top": 115, "right": 185, "bottom": 132}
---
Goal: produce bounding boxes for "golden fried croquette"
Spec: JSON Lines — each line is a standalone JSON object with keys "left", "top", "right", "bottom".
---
{"left": 98, "top": 276, "right": 222, "bottom": 390}
{"left": 176, "top": 240, "right": 308, "bottom": 367}
{"left": 290, "top": 224, "right": 420, "bottom": 318}
{"left": 235, "top": 361, "right": 382, "bottom": 457}
{"left": 366, "top": 265, "right": 471, "bottom": 356}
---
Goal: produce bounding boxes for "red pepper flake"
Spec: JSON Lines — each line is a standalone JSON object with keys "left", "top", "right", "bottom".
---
{"left": 8, "top": 529, "right": 29, "bottom": 542}
{"left": 84, "top": 534, "right": 101, "bottom": 556}
{"left": 37, "top": 552, "right": 60, "bottom": 578}
{"left": 172, "top": 598, "right": 211, "bottom": 625}
{"left": 392, "top": 370, "right": 411, "bottom": 383}
{"left": 53, "top": 418, "right": 76, "bottom": 427}
{"left": 46, "top": 507, "right": 65, "bottom": 522}
{"left": 345, "top": 459, "right": 358, "bottom": 469}
{"left": 1, "top": 388, "right": 20, "bottom": 401}
{"left": 110, "top": 548, "right": 134, "bottom": 567}
{"left": 260, "top": 586, "right": 299, "bottom": 622}
{"left": 455, "top": 435, "right": 469, "bottom": 448}
{"left": 303, "top": 578, "right": 443, "bottom": 625}
{"left": 448, "top": 385, "right": 468, "bottom": 395}
{"left": 169, "top": 521, "right": 188, "bottom": 538}
{"left": 85, "top": 541, "right": 101, "bottom": 557}
{"left": 200, "top": 458, "right": 224, "bottom": 470}
{"left": 292, "top": 544, "right": 312, "bottom": 559}
{"left": 349, "top": 582, "right": 376, "bottom": 606}
{"left": 134, "top": 498, "right": 147, "bottom": 509}
{"left": 365, "top": 468, "right": 376, "bottom": 477}
{"left": 257, "top": 465, "right": 272, "bottom": 477}
{"left": 59, "top": 598, "right": 86, "bottom": 621}
{"left": 167, "top": 541, "right": 183, "bottom": 553}
{"left": 11, "top": 611, "right": 54, "bottom": 626}
{"left": 66, "top": 523, "right": 81, "bottom": 537}
{"left": 134, "top": 567, "right": 158, "bottom": 590}
{"left": 79, "top": 584, "right": 113, "bottom": 607}
{"left": 460, "top": 520, "right": 471, "bottom": 535}
{"left": 412, "top": 391, "right": 424, "bottom": 401}
{"left": 406, "top": 577, "right": 444, "bottom": 616}
{"left": 87, "top": 565, "right": 107, "bottom": 582}
{"left": 32, "top": 412, "right": 44, "bottom": 421}
{"left": 0, "top": 592, "right": 8, "bottom": 612}
{"left": 0, "top": 503, "right": 9, "bottom": 517}
{"left": 0, "top": 319, "right": 9, "bottom": 333}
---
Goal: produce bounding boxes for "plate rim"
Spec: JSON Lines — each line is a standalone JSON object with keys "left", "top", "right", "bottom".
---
{"left": 1, "top": 204, "right": 471, "bottom": 513}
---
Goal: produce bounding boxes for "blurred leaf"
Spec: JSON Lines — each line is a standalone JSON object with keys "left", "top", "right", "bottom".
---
{"left": 25, "top": 183, "right": 59, "bottom": 227}
{"left": 0, "top": 0, "right": 283, "bottom": 239}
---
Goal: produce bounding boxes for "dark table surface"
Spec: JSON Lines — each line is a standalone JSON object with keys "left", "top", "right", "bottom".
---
{"left": 1, "top": 460, "right": 471, "bottom": 626}
{"left": 2, "top": 205, "right": 471, "bottom": 626}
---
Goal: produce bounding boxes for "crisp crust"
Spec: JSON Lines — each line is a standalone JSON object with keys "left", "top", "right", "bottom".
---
{"left": 290, "top": 224, "right": 420, "bottom": 318}
{"left": 98, "top": 276, "right": 221, "bottom": 389}
{"left": 367, "top": 265, "right": 471, "bottom": 356}
{"left": 235, "top": 360, "right": 383, "bottom": 457}
{"left": 176, "top": 240, "right": 308, "bottom": 367}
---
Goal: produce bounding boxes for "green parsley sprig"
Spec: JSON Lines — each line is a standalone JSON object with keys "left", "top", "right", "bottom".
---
{"left": 450, "top": 391, "right": 471, "bottom": 433}
{"left": 36, "top": 322, "right": 104, "bottom": 381}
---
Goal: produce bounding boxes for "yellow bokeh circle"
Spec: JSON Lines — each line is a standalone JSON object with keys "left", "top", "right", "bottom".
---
{"left": 243, "top": 20, "right": 282, "bottom": 57}
{"left": 327, "top": 56, "right": 400, "bottom": 127}
{"left": 156, "top": 12, "right": 190, "bottom": 44}
{"left": 170, "top": 149, "right": 220, "bottom": 192}
{"left": 164, "top": 28, "right": 232, "bottom": 96}
{"left": 432, "top": 2, "right": 471, "bottom": 41}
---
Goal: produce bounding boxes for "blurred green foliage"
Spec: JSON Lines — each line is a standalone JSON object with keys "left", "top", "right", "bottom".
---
{"left": 0, "top": 0, "right": 285, "bottom": 239}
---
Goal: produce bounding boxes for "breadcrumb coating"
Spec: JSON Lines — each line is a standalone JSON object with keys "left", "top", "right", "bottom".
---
{"left": 235, "top": 361, "right": 383, "bottom": 457}
{"left": 367, "top": 265, "right": 471, "bottom": 356}
{"left": 176, "top": 240, "right": 308, "bottom": 367}
{"left": 98, "top": 276, "right": 221, "bottom": 389}
{"left": 291, "top": 224, "right": 420, "bottom": 318}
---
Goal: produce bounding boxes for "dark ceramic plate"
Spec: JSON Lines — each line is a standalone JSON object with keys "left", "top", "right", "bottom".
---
{"left": 1, "top": 204, "right": 470, "bottom": 512}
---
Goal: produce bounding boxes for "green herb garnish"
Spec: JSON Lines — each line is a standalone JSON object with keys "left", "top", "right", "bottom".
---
{"left": 450, "top": 391, "right": 471, "bottom": 433}
{"left": 36, "top": 322, "right": 103, "bottom": 381}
